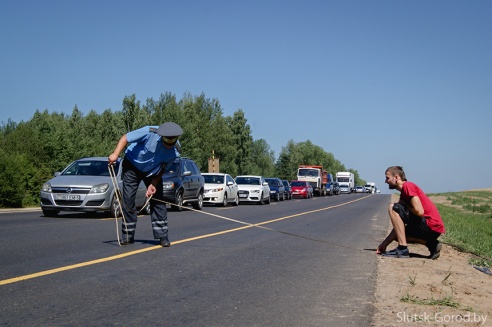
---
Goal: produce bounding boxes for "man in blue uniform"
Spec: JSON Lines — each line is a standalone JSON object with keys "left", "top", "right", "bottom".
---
{"left": 108, "top": 122, "right": 183, "bottom": 247}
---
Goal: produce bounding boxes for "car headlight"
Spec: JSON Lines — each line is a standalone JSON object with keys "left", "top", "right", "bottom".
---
{"left": 90, "top": 183, "right": 110, "bottom": 194}
{"left": 211, "top": 187, "right": 224, "bottom": 192}
{"left": 250, "top": 189, "right": 260, "bottom": 193}
{"left": 42, "top": 182, "right": 52, "bottom": 192}
{"left": 270, "top": 190, "right": 277, "bottom": 193}
{"left": 163, "top": 181, "right": 175, "bottom": 190}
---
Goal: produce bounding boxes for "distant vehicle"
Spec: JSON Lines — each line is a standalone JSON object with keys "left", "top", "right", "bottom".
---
{"left": 355, "top": 186, "right": 364, "bottom": 193}
{"left": 281, "top": 180, "right": 292, "bottom": 200}
{"left": 336, "top": 172, "right": 354, "bottom": 194}
{"left": 297, "top": 165, "right": 328, "bottom": 196}
{"left": 326, "top": 173, "right": 335, "bottom": 196}
{"left": 162, "top": 157, "right": 204, "bottom": 211}
{"left": 235, "top": 175, "right": 271, "bottom": 205}
{"left": 40, "top": 157, "right": 150, "bottom": 217}
{"left": 202, "top": 173, "right": 239, "bottom": 207}
{"left": 366, "top": 182, "right": 376, "bottom": 194}
{"left": 364, "top": 184, "right": 373, "bottom": 193}
{"left": 290, "top": 180, "right": 314, "bottom": 199}
{"left": 332, "top": 182, "right": 340, "bottom": 195}
{"left": 265, "top": 177, "right": 286, "bottom": 201}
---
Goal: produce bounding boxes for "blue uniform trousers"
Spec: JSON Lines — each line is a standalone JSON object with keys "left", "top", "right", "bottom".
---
{"left": 121, "top": 159, "right": 168, "bottom": 241}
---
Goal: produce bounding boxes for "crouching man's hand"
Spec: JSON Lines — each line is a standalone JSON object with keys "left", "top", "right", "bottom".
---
{"left": 376, "top": 242, "right": 387, "bottom": 255}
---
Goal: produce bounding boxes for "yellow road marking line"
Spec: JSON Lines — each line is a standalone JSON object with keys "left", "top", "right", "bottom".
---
{"left": 0, "top": 195, "right": 370, "bottom": 286}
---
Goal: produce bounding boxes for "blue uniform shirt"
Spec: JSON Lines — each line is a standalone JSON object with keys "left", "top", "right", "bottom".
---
{"left": 124, "top": 126, "right": 178, "bottom": 176}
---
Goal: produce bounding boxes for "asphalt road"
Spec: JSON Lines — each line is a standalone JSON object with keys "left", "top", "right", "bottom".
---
{"left": 0, "top": 193, "right": 390, "bottom": 326}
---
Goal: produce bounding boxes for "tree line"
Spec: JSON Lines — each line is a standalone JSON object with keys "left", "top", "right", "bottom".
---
{"left": 0, "top": 91, "right": 365, "bottom": 208}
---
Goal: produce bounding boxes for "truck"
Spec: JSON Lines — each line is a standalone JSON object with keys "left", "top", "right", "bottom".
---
{"left": 336, "top": 171, "right": 354, "bottom": 194}
{"left": 365, "top": 182, "right": 376, "bottom": 194}
{"left": 297, "top": 165, "right": 328, "bottom": 196}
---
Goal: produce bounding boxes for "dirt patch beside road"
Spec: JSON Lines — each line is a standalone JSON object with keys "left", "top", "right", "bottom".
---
{"left": 373, "top": 243, "right": 491, "bottom": 326}
{"left": 372, "top": 194, "right": 492, "bottom": 326}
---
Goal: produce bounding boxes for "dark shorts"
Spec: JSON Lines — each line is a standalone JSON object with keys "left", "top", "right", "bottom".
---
{"left": 392, "top": 203, "right": 440, "bottom": 242}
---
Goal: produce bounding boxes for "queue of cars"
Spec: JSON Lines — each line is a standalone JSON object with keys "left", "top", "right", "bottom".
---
{"left": 40, "top": 156, "right": 354, "bottom": 216}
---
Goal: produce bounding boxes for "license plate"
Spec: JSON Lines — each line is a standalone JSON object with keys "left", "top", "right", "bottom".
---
{"left": 56, "top": 194, "right": 80, "bottom": 201}
{"left": 239, "top": 194, "right": 248, "bottom": 198}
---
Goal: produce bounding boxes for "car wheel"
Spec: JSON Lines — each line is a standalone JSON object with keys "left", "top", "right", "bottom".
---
{"left": 266, "top": 194, "right": 271, "bottom": 204}
{"left": 233, "top": 193, "right": 239, "bottom": 206}
{"left": 281, "top": 192, "right": 285, "bottom": 201}
{"left": 259, "top": 192, "right": 265, "bottom": 205}
{"left": 42, "top": 208, "right": 59, "bottom": 217}
{"left": 221, "top": 193, "right": 228, "bottom": 207}
{"left": 192, "top": 191, "right": 203, "bottom": 210}
{"left": 174, "top": 191, "right": 184, "bottom": 211}
{"left": 110, "top": 196, "right": 122, "bottom": 218}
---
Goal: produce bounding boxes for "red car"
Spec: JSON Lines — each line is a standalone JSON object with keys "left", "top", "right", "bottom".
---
{"left": 290, "top": 180, "right": 313, "bottom": 199}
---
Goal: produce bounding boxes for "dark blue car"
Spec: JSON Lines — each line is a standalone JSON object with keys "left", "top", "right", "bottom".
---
{"left": 281, "top": 180, "right": 292, "bottom": 200}
{"left": 265, "top": 177, "right": 286, "bottom": 201}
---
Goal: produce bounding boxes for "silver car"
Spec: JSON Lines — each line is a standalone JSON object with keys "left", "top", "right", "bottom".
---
{"left": 40, "top": 157, "right": 150, "bottom": 217}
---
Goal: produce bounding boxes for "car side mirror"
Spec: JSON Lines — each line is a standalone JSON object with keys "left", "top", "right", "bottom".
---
{"left": 227, "top": 181, "right": 233, "bottom": 186}
{"left": 183, "top": 171, "right": 192, "bottom": 177}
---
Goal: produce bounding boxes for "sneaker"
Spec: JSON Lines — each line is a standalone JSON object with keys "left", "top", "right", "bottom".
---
{"left": 382, "top": 247, "right": 410, "bottom": 258}
{"left": 428, "top": 242, "right": 442, "bottom": 260}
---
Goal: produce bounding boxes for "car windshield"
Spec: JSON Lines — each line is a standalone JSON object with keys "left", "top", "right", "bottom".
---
{"left": 298, "top": 169, "right": 318, "bottom": 177}
{"left": 204, "top": 175, "right": 224, "bottom": 184}
{"left": 236, "top": 177, "right": 260, "bottom": 185}
{"left": 266, "top": 179, "right": 277, "bottom": 187}
{"left": 62, "top": 160, "right": 115, "bottom": 176}
{"left": 290, "top": 181, "right": 305, "bottom": 187}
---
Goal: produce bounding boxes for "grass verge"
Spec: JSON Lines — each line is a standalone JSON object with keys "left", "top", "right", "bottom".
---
{"left": 432, "top": 190, "right": 492, "bottom": 267}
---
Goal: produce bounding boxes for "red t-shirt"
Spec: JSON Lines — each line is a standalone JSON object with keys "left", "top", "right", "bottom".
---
{"left": 400, "top": 181, "right": 446, "bottom": 234}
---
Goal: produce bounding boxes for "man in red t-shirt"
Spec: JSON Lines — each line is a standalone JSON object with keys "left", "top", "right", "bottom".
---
{"left": 376, "top": 166, "right": 446, "bottom": 259}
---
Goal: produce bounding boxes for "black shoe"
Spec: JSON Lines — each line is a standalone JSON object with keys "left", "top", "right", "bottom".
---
{"left": 428, "top": 241, "right": 442, "bottom": 260}
{"left": 120, "top": 238, "right": 134, "bottom": 245}
{"left": 382, "top": 247, "right": 410, "bottom": 258}
{"left": 160, "top": 236, "right": 170, "bottom": 247}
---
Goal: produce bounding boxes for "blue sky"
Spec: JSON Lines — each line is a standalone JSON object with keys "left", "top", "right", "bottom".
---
{"left": 1, "top": 0, "right": 491, "bottom": 194}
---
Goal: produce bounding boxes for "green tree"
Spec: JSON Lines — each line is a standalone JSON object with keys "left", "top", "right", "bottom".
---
{"left": 249, "top": 139, "right": 275, "bottom": 176}
{"left": 122, "top": 94, "right": 145, "bottom": 132}
{"left": 226, "top": 109, "right": 253, "bottom": 175}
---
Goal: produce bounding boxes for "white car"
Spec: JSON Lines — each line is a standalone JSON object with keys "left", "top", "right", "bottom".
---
{"left": 235, "top": 175, "right": 271, "bottom": 205}
{"left": 202, "top": 173, "right": 240, "bottom": 207}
